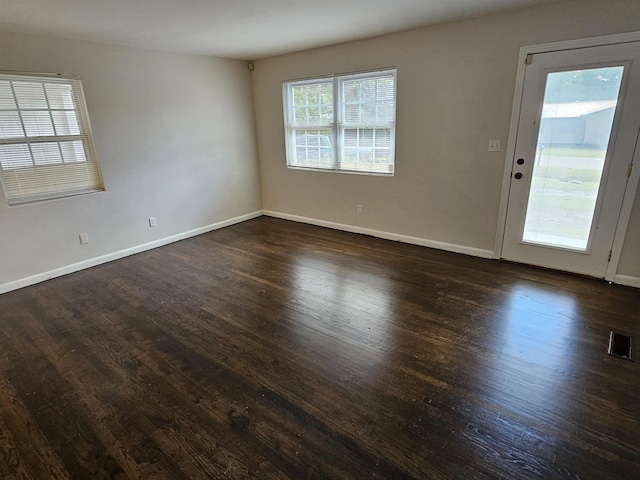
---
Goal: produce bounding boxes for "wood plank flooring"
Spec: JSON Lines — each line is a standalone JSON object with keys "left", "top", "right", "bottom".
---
{"left": 0, "top": 216, "right": 638, "bottom": 479}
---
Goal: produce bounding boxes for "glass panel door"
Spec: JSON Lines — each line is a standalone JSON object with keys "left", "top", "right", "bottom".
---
{"left": 501, "top": 40, "right": 640, "bottom": 278}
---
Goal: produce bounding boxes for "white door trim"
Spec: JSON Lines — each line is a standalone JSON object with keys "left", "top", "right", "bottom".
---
{"left": 605, "top": 126, "right": 640, "bottom": 280}
{"left": 495, "top": 30, "right": 640, "bottom": 281}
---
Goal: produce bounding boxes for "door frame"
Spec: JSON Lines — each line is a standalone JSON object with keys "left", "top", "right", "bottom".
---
{"left": 495, "top": 31, "right": 640, "bottom": 283}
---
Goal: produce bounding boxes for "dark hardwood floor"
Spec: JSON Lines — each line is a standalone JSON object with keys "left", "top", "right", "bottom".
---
{"left": 0, "top": 216, "right": 638, "bottom": 479}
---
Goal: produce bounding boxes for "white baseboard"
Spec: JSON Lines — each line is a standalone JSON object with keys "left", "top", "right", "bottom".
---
{"left": 613, "top": 274, "right": 640, "bottom": 289}
{"left": 263, "top": 210, "right": 496, "bottom": 259}
{"left": 7, "top": 208, "right": 631, "bottom": 295}
{"left": 0, "top": 210, "right": 263, "bottom": 295}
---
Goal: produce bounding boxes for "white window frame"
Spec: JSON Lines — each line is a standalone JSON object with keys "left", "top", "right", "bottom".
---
{"left": 283, "top": 68, "right": 397, "bottom": 175}
{"left": 0, "top": 72, "right": 104, "bottom": 205}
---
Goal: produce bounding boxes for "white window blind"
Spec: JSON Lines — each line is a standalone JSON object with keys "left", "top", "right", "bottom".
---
{"left": 0, "top": 73, "right": 104, "bottom": 205}
{"left": 283, "top": 68, "right": 397, "bottom": 175}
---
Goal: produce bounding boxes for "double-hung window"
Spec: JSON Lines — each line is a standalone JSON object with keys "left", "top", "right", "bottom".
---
{"left": 283, "top": 68, "right": 397, "bottom": 175}
{"left": 0, "top": 72, "right": 104, "bottom": 205}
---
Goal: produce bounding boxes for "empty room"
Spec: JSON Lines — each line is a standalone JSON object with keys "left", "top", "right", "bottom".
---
{"left": 0, "top": 0, "right": 639, "bottom": 478}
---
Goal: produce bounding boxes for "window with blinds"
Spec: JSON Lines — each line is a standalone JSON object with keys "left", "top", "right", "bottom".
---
{"left": 283, "top": 69, "right": 397, "bottom": 175}
{"left": 0, "top": 73, "right": 104, "bottom": 205}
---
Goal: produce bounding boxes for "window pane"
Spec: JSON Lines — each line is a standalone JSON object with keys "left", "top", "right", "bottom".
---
{"left": 44, "top": 83, "right": 76, "bottom": 109}
{"left": 320, "top": 106, "right": 333, "bottom": 121}
{"left": 0, "top": 82, "right": 16, "bottom": 110}
{"left": 345, "top": 104, "right": 360, "bottom": 123}
{"left": 60, "top": 140, "right": 87, "bottom": 163}
{"left": 376, "top": 77, "right": 394, "bottom": 100}
{"left": 31, "top": 142, "right": 63, "bottom": 165}
{"left": 362, "top": 103, "right": 378, "bottom": 124}
{"left": 52, "top": 111, "right": 80, "bottom": 135}
{"left": 360, "top": 129, "right": 374, "bottom": 148}
{"left": 320, "top": 83, "right": 332, "bottom": 104}
{"left": 307, "top": 106, "right": 320, "bottom": 122}
{"left": 13, "top": 82, "right": 48, "bottom": 109}
{"left": 523, "top": 66, "right": 624, "bottom": 250}
{"left": 374, "top": 129, "right": 391, "bottom": 148}
{"left": 293, "top": 129, "right": 334, "bottom": 167}
{"left": 0, "top": 143, "right": 32, "bottom": 169}
{"left": 293, "top": 107, "right": 307, "bottom": 124}
{"left": 21, "top": 111, "right": 55, "bottom": 136}
{"left": 373, "top": 128, "right": 392, "bottom": 163}
{"left": 362, "top": 79, "right": 376, "bottom": 101}
{"left": 343, "top": 128, "right": 372, "bottom": 163}
{"left": 308, "top": 85, "right": 320, "bottom": 105}
{"left": 377, "top": 101, "right": 394, "bottom": 122}
{"left": 0, "top": 111, "right": 24, "bottom": 138}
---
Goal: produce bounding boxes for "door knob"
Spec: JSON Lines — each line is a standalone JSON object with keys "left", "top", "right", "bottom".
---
{"left": 514, "top": 172, "right": 523, "bottom": 179}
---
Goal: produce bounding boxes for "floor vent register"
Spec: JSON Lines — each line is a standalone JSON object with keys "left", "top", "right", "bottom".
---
{"left": 608, "top": 331, "right": 633, "bottom": 361}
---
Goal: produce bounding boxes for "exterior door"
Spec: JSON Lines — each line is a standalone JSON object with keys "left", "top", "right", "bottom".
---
{"left": 501, "top": 42, "right": 640, "bottom": 277}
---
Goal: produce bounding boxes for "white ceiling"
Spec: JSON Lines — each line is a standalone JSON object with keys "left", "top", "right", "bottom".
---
{"left": 0, "top": 0, "right": 561, "bottom": 60}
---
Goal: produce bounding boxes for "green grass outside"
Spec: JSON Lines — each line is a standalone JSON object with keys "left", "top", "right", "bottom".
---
{"left": 525, "top": 168, "right": 601, "bottom": 240}
{"left": 532, "top": 166, "right": 603, "bottom": 184}
{"left": 538, "top": 145, "right": 606, "bottom": 158}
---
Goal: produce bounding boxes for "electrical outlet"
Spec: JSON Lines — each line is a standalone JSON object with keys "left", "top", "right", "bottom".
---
{"left": 149, "top": 217, "right": 157, "bottom": 227}
{"left": 79, "top": 233, "right": 89, "bottom": 245}
{"left": 357, "top": 205, "right": 363, "bottom": 214}
{"left": 488, "top": 140, "right": 502, "bottom": 152}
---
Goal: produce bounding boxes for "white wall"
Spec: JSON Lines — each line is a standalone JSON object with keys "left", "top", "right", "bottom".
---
{"left": 253, "top": 0, "right": 640, "bottom": 277}
{"left": 0, "top": 32, "right": 262, "bottom": 291}
{"left": 618, "top": 193, "right": 640, "bottom": 280}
